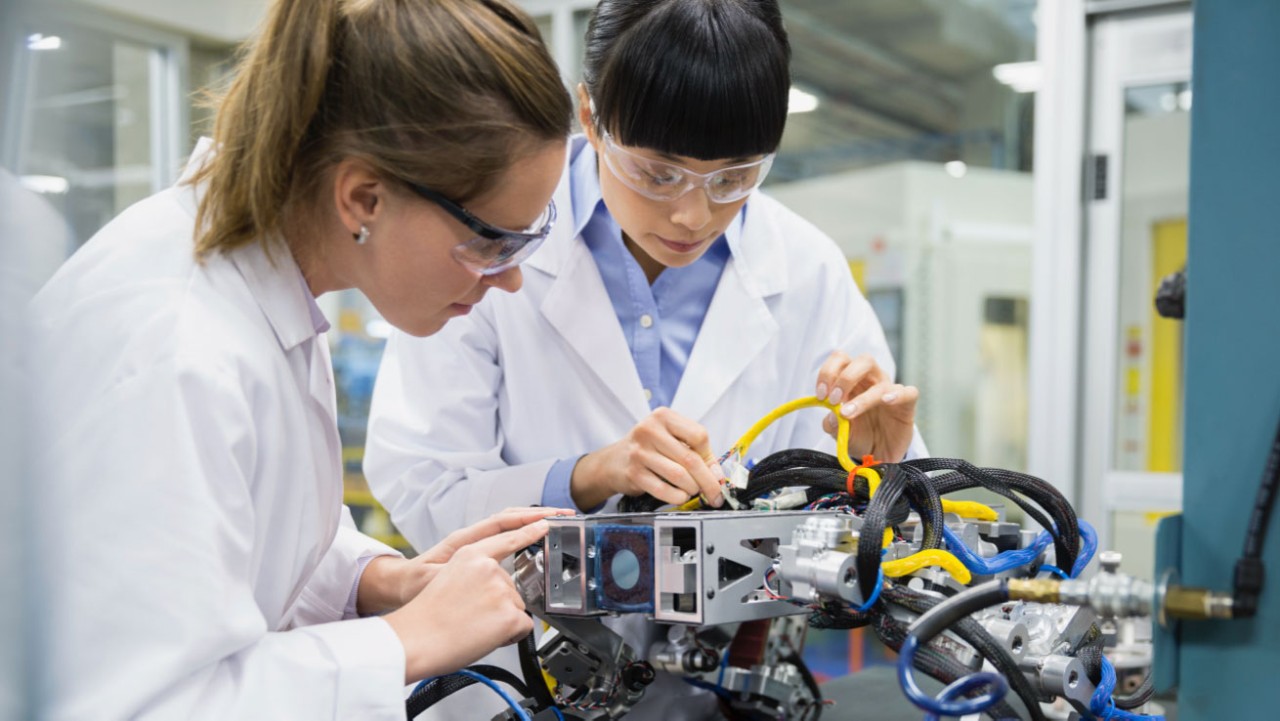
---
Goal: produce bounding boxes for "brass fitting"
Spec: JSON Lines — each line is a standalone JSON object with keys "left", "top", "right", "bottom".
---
{"left": 1008, "top": 579, "right": 1061, "bottom": 604}
{"left": 1162, "top": 586, "right": 1235, "bottom": 620}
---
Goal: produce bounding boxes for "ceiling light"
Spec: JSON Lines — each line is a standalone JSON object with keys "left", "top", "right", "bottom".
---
{"left": 20, "top": 175, "right": 69, "bottom": 194}
{"left": 944, "top": 161, "right": 968, "bottom": 179}
{"left": 992, "top": 61, "right": 1042, "bottom": 93}
{"left": 788, "top": 87, "right": 819, "bottom": 114}
{"left": 1178, "top": 89, "right": 1193, "bottom": 111}
{"left": 27, "top": 34, "right": 63, "bottom": 51}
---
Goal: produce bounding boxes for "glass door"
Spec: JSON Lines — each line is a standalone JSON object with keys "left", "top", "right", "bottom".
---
{"left": 4, "top": 7, "right": 187, "bottom": 263}
{"left": 1081, "top": 8, "right": 1192, "bottom": 578}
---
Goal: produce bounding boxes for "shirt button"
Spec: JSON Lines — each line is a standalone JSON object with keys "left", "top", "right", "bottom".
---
{"left": 644, "top": 388, "right": 653, "bottom": 401}
{"left": 639, "top": 314, "right": 654, "bottom": 329}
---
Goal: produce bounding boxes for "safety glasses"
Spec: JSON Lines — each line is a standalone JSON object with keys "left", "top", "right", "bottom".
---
{"left": 409, "top": 183, "right": 557, "bottom": 276}
{"left": 599, "top": 130, "right": 774, "bottom": 204}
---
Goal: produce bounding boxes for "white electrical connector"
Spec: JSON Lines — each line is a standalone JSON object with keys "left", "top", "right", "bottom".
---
{"left": 724, "top": 459, "right": 750, "bottom": 490}
{"left": 751, "top": 490, "right": 809, "bottom": 511}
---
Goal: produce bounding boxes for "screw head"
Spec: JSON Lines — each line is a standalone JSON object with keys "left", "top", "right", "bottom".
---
{"left": 706, "top": 544, "right": 715, "bottom": 555}
{"left": 706, "top": 589, "right": 716, "bottom": 599}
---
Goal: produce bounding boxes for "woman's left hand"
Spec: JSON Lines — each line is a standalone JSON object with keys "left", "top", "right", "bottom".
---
{"left": 356, "top": 506, "right": 571, "bottom": 616}
{"left": 814, "top": 350, "right": 919, "bottom": 463}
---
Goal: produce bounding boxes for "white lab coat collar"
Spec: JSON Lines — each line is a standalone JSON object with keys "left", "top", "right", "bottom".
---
{"left": 176, "top": 137, "right": 321, "bottom": 354}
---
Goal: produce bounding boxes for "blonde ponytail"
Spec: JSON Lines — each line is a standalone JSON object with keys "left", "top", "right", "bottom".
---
{"left": 191, "top": 0, "right": 572, "bottom": 258}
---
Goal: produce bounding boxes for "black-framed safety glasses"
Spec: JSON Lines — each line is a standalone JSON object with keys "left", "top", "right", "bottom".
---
{"left": 409, "top": 183, "right": 557, "bottom": 276}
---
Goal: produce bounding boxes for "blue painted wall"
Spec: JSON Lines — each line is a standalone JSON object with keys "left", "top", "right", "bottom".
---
{"left": 1180, "top": 0, "right": 1280, "bottom": 717}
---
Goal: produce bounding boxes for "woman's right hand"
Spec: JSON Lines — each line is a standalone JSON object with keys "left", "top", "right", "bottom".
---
{"left": 569, "top": 407, "right": 725, "bottom": 510}
{"left": 383, "top": 518, "right": 549, "bottom": 682}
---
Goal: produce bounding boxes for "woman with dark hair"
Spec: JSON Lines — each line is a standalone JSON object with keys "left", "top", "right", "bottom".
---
{"left": 366, "top": 0, "right": 925, "bottom": 717}
{"left": 29, "top": 0, "right": 573, "bottom": 717}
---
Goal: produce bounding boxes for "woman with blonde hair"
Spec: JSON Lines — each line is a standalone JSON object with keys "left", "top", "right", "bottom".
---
{"left": 29, "top": 0, "right": 572, "bottom": 717}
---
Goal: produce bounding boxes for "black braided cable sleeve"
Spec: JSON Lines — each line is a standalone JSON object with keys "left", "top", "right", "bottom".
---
{"left": 926, "top": 470, "right": 1060, "bottom": 546}
{"left": 906, "top": 459, "right": 1080, "bottom": 572}
{"left": 854, "top": 464, "right": 909, "bottom": 600}
{"left": 892, "top": 462, "right": 947, "bottom": 550}
{"left": 406, "top": 664, "right": 532, "bottom": 719}
{"left": 517, "top": 629, "right": 559, "bottom": 711}
{"left": 749, "top": 448, "right": 844, "bottom": 476}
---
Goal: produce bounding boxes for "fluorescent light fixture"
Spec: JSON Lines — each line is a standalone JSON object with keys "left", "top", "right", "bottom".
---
{"left": 27, "top": 33, "right": 62, "bottom": 51}
{"left": 365, "top": 319, "right": 393, "bottom": 339}
{"left": 788, "top": 86, "right": 819, "bottom": 114}
{"left": 944, "top": 161, "right": 968, "bottom": 179}
{"left": 992, "top": 61, "right": 1042, "bottom": 93}
{"left": 20, "top": 175, "right": 70, "bottom": 194}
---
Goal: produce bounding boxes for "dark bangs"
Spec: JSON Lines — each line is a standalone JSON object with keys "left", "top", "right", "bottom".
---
{"left": 585, "top": 0, "right": 791, "bottom": 161}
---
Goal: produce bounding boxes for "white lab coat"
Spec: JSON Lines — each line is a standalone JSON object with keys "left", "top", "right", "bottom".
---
{"left": 29, "top": 140, "right": 406, "bottom": 720}
{"left": 364, "top": 138, "right": 925, "bottom": 720}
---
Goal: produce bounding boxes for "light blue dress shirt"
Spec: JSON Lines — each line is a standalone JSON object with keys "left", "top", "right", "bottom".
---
{"left": 541, "top": 142, "right": 741, "bottom": 511}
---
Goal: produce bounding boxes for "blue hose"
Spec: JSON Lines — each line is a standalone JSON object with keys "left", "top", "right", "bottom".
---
{"left": 1072, "top": 520, "right": 1099, "bottom": 578}
{"left": 943, "top": 519, "right": 1098, "bottom": 579}
{"left": 942, "top": 524, "right": 1053, "bottom": 576}
{"left": 851, "top": 562, "right": 885, "bottom": 613}
{"left": 897, "top": 636, "right": 1009, "bottom": 719}
{"left": 1089, "top": 657, "right": 1165, "bottom": 720}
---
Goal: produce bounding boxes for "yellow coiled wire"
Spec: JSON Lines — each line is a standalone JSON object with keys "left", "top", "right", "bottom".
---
{"left": 731, "top": 397, "right": 993, "bottom": 584}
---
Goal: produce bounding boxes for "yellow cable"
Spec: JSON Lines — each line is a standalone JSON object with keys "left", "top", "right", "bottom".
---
{"left": 882, "top": 549, "right": 973, "bottom": 584}
{"left": 857, "top": 467, "right": 882, "bottom": 497}
{"left": 539, "top": 622, "right": 559, "bottom": 696}
{"left": 676, "top": 497, "right": 703, "bottom": 512}
{"left": 670, "top": 398, "right": 991, "bottom": 587}
{"left": 941, "top": 499, "right": 999, "bottom": 521}
{"left": 857, "top": 455, "right": 996, "bottom": 521}
{"left": 733, "top": 396, "right": 856, "bottom": 471}
{"left": 859, "top": 468, "right": 973, "bottom": 583}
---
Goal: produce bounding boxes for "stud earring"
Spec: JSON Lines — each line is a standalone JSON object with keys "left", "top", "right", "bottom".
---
{"left": 354, "top": 225, "right": 370, "bottom": 245}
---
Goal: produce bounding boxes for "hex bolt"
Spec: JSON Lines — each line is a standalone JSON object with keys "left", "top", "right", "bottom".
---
{"left": 1099, "top": 551, "right": 1123, "bottom": 574}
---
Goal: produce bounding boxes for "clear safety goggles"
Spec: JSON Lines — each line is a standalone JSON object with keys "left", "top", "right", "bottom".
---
{"left": 409, "top": 183, "right": 557, "bottom": 276}
{"left": 599, "top": 129, "right": 775, "bottom": 204}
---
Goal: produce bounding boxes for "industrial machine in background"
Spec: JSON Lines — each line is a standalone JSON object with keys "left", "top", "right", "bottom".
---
{"left": 403, "top": 396, "right": 1274, "bottom": 720}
